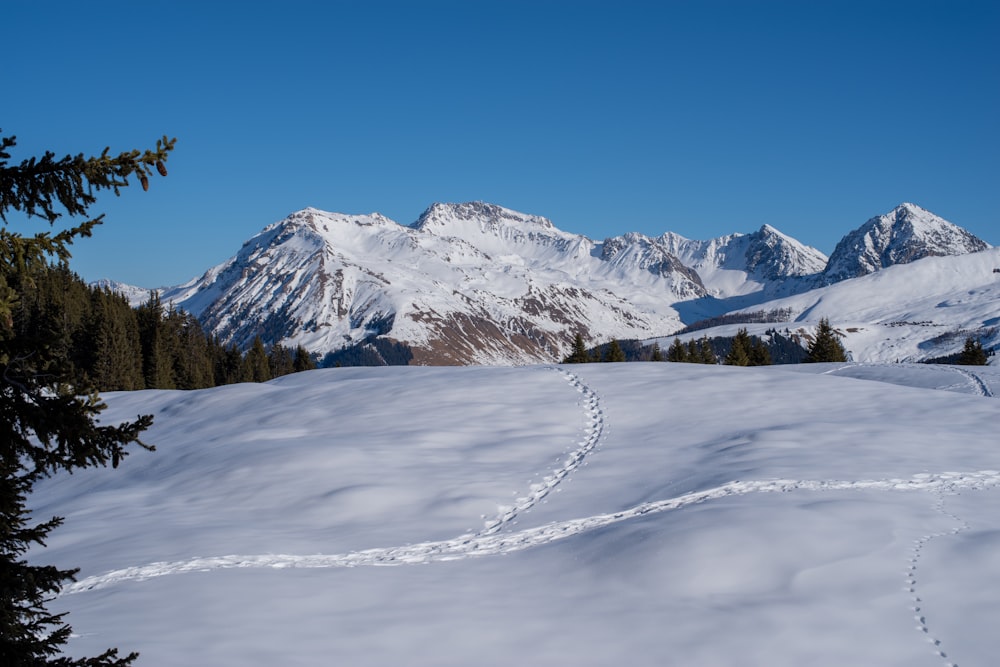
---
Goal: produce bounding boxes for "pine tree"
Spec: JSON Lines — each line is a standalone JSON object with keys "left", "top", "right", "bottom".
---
{"left": 956, "top": 336, "right": 988, "bottom": 365}
{"left": 724, "top": 328, "right": 752, "bottom": 366}
{"left": 85, "top": 287, "right": 143, "bottom": 390}
{"left": 650, "top": 342, "right": 663, "bottom": 362}
{"left": 749, "top": 336, "right": 772, "bottom": 366}
{"left": 804, "top": 318, "right": 848, "bottom": 363}
{"left": 136, "top": 293, "right": 176, "bottom": 389}
{"left": 268, "top": 343, "right": 295, "bottom": 378}
{"left": 667, "top": 337, "right": 688, "bottom": 362}
{"left": 215, "top": 342, "right": 247, "bottom": 385}
{"left": 698, "top": 335, "right": 717, "bottom": 364}
{"left": 244, "top": 336, "right": 271, "bottom": 382}
{"left": 293, "top": 345, "right": 316, "bottom": 372}
{"left": 604, "top": 338, "right": 626, "bottom": 363}
{"left": 1, "top": 130, "right": 173, "bottom": 666}
{"left": 563, "top": 332, "right": 591, "bottom": 363}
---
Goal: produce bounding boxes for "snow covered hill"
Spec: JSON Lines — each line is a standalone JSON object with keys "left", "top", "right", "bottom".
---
{"left": 102, "top": 201, "right": 991, "bottom": 365}
{"left": 31, "top": 362, "right": 1000, "bottom": 666}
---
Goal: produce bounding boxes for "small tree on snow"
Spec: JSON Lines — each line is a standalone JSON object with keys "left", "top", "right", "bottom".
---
{"left": 666, "top": 337, "right": 687, "bottom": 362}
{"left": 563, "top": 333, "right": 591, "bottom": 363}
{"left": 957, "top": 336, "right": 988, "bottom": 365}
{"left": 724, "top": 328, "right": 752, "bottom": 366}
{"left": 804, "top": 318, "right": 848, "bottom": 363}
{"left": 603, "top": 339, "right": 626, "bottom": 363}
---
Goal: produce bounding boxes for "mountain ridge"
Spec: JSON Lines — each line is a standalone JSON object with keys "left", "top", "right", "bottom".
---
{"left": 102, "top": 202, "right": 992, "bottom": 365}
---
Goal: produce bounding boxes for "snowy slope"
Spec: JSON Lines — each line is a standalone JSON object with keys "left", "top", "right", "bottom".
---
{"left": 714, "top": 246, "right": 1000, "bottom": 363}
{"left": 30, "top": 362, "right": 1000, "bottom": 666}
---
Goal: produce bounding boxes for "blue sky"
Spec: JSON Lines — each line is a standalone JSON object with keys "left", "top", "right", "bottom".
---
{"left": 4, "top": 0, "right": 998, "bottom": 287}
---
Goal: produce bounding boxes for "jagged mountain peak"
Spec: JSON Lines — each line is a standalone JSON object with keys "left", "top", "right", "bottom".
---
{"left": 757, "top": 223, "right": 789, "bottom": 238}
{"left": 412, "top": 201, "right": 556, "bottom": 233}
{"left": 823, "top": 202, "right": 989, "bottom": 282}
{"left": 744, "top": 224, "right": 828, "bottom": 280}
{"left": 276, "top": 208, "right": 398, "bottom": 234}
{"left": 653, "top": 223, "right": 827, "bottom": 296}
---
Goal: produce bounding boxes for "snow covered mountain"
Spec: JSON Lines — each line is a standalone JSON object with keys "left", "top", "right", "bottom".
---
{"left": 90, "top": 278, "right": 154, "bottom": 304}
{"left": 657, "top": 246, "right": 1000, "bottom": 364}
{"left": 659, "top": 223, "right": 829, "bottom": 297}
{"left": 159, "top": 203, "right": 706, "bottom": 364}
{"left": 823, "top": 202, "right": 990, "bottom": 283}
{"left": 105, "top": 201, "right": 991, "bottom": 365}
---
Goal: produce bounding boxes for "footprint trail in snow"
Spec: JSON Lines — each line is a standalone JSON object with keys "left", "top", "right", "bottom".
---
{"left": 477, "top": 367, "right": 604, "bottom": 536}
{"left": 905, "top": 490, "right": 975, "bottom": 667}
{"left": 63, "top": 470, "right": 1000, "bottom": 594}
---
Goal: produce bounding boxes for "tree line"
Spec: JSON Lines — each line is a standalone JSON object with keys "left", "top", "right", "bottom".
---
{"left": 9, "top": 261, "right": 315, "bottom": 392}
{"left": 563, "top": 318, "right": 849, "bottom": 365}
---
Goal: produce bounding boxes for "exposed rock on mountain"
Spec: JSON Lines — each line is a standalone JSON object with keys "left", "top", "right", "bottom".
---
{"left": 160, "top": 204, "right": 705, "bottom": 364}
{"left": 823, "top": 202, "right": 990, "bottom": 283}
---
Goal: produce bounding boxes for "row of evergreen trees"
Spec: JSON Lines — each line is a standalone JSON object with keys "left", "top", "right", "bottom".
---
{"left": 563, "top": 334, "right": 626, "bottom": 363}
{"left": 10, "top": 262, "right": 315, "bottom": 392}
{"left": 663, "top": 328, "right": 775, "bottom": 365}
{"left": 563, "top": 319, "right": 850, "bottom": 366}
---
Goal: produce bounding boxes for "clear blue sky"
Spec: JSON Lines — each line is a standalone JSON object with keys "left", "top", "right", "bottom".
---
{"left": 4, "top": 0, "right": 998, "bottom": 287}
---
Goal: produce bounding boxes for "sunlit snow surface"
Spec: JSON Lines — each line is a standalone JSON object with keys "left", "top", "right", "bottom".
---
{"left": 30, "top": 363, "right": 1000, "bottom": 666}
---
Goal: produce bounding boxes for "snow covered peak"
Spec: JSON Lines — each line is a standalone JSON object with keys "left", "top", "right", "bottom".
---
{"left": 278, "top": 208, "right": 398, "bottom": 235}
{"left": 745, "top": 224, "right": 828, "bottom": 280}
{"left": 823, "top": 203, "right": 989, "bottom": 282}
{"left": 652, "top": 224, "right": 826, "bottom": 297}
{"left": 407, "top": 201, "right": 584, "bottom": 263}
{"left": 412, "top": 201, "right": 556, "bottom": 233}
{"left": 91, "top": 279, "right": 156, "bottom": 307}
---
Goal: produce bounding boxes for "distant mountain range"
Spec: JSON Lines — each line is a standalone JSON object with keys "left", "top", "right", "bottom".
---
{"left": 101, "top": 202, "right": 996, "bottom": 365}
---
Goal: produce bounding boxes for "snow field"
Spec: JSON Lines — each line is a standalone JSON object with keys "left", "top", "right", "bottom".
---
{"left": 30, "top": 362, "right": 1000, "bottom": 665}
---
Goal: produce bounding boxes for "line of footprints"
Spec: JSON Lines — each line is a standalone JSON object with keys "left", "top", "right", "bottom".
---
{"left": 477, "top": 368, "right": 604, "bottom": 537}
{"left": 906, "top": 491, "right": 970, "bottom": 667}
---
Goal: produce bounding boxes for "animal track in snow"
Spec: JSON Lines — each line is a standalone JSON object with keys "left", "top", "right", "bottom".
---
{"left": 905, "top": 489, "right": 974, "bottom": 667}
